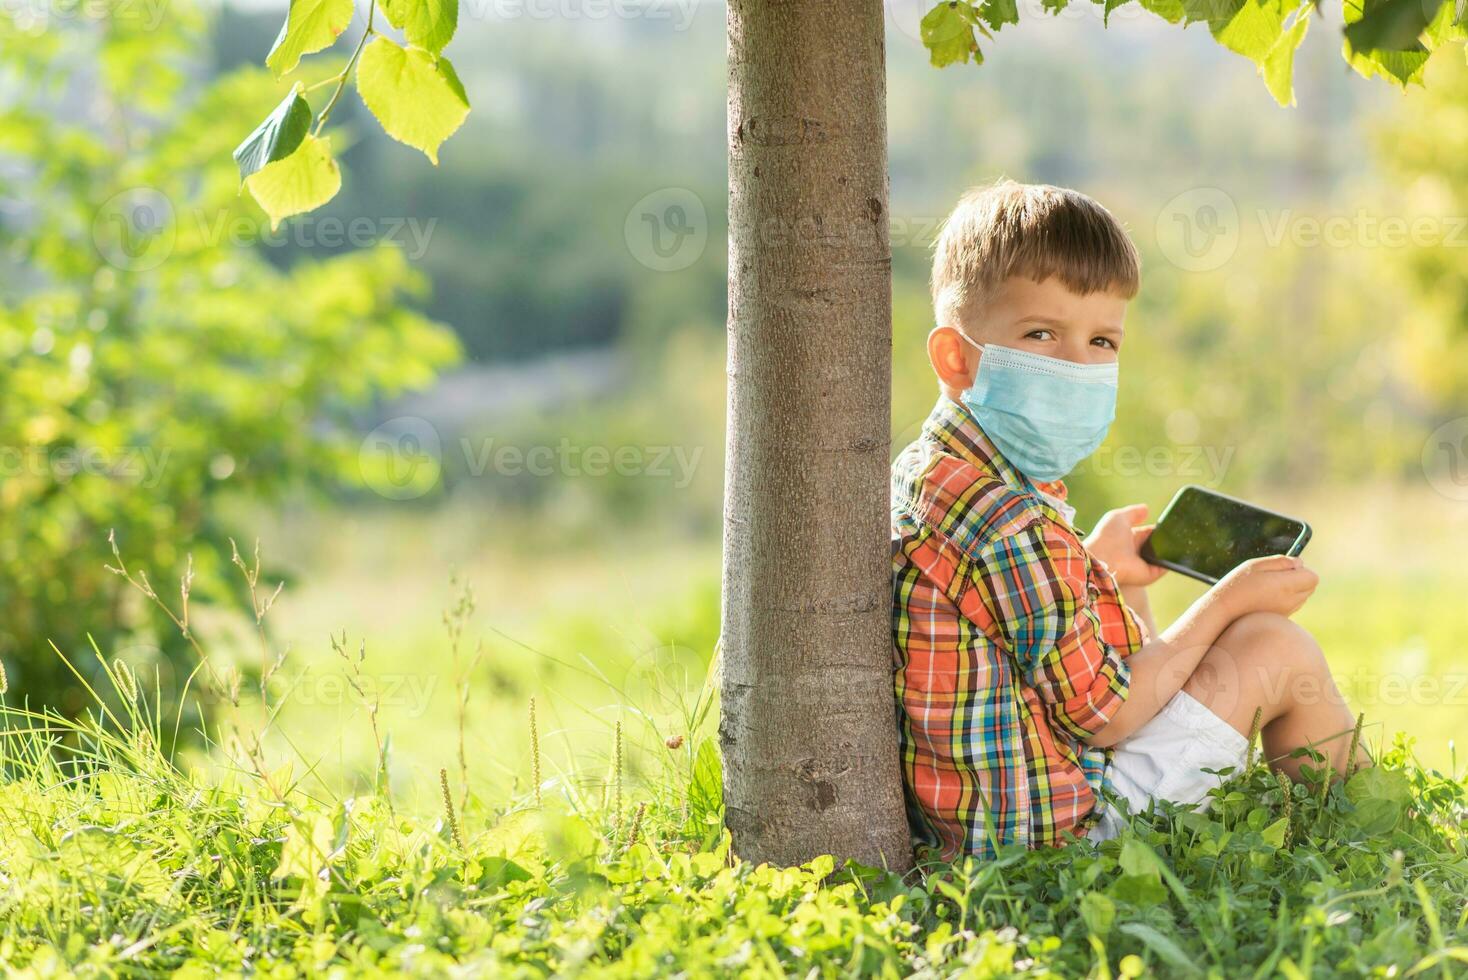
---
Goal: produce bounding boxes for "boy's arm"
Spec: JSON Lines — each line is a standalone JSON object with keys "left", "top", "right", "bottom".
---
{"left": 1083, "top": 587, "right": 1239, "bottom": 747}
{"left": 1086, "top": 555, "right": 1320, "bottom": 748}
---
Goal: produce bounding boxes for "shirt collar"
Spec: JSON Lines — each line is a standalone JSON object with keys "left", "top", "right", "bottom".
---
{"left": 922, "top": 396, "right": 1076, "bottom": 527}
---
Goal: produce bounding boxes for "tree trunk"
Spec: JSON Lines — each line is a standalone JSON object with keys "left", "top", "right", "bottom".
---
{"left": 721, "top": 0, "right": 912, "bottom": 871}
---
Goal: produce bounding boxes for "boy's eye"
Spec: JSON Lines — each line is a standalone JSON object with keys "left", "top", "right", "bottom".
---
{"left": 1091, "top": 336, "right": 1118, "bottom": 350}
{"left": 1025, "top": 329, "right": 1055, "bottom": 341}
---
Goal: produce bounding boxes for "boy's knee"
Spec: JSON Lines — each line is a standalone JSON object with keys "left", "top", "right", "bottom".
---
{"left": 1188, "top": 613, "right": 1325, "bottom": 716}
{"left": 1221, "top": 611, "right": 1337, "bottom": 707}
{"left": 1218, "top": 611, "right": 1320, "bottom": 666}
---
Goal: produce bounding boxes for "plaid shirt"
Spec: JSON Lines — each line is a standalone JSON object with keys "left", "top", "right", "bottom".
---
{"left": 891, "top": 398, "right": 1145, "bottom": 858}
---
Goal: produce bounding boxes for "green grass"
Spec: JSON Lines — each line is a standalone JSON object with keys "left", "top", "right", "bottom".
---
{"left": 2, "top": 486, "right": 1465, "bottom": 975}
{"left": 0, "top": 645, "right": 1464, "bottom": 976}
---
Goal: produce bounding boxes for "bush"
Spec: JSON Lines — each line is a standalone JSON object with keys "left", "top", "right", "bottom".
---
{"left": 0, "top": 6, "right": 459, "bottom": 722}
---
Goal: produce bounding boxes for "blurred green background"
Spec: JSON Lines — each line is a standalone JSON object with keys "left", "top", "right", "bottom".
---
{"left": 1, "top": 0, "right": 1465, "bottom": 806}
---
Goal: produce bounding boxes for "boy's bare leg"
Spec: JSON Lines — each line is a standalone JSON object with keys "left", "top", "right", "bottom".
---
{"left": 1181, "top": 611, "right": 1371, "bottom": 780}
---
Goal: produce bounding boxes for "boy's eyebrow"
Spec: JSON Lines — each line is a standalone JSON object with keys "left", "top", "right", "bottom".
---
{"left": 1016, "top": 315, "right": 1126, "bottom": 336}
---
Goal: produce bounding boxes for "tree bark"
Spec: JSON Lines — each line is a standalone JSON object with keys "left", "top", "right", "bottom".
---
{"left": 721, "top": 0, "right": 912, "bottom": 871}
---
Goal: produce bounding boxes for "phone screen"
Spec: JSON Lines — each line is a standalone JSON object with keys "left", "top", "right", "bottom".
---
{"left": 1143, "top": 487, "right": 1308, "bottom": 583}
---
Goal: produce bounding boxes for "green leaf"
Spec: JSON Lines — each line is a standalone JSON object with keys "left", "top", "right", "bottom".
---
{"left": 379, "top": 0, "right": 459, "bottom": 56}
{"left": 1108, "top": 872, "right": 1168, "bottom": 905}
{"left": 1139, "top": 0, "right": 1186, "bottom": 23}
{"left": 1118, "top": 837, "right": 1160, "bottom": 879}
{"left": 1119, "top": 836, "right": 1193, "bottom": 904}
{"left": 1260, "top": 815, "right": 1290, "bottom": 848}
{"left": 1079, "top": 892, "right": 1116, "bottom": 936}
{"left": 1119, "top": 923, "right": 1205, "bottom": 977}
{"left": 1212, "top": 0, "right": 1285, "bottom": 62}
{"left": 1262, "top": 9, "right": 1312, "bottom": 105}
{"left": 1181, "top": 0, "right": 1325, "bottom": 99}
{"left": 1344, "top": 0, "right": 1444, "bottom": 85}
{"left": 687, "top": 738, "right": 722, "bottom": 829}
{"left": 1423, "top": 0, "right": 1468, "bottom": 44}
{"left": 934, "top": 877, "right": 966, "bottom": 903}
{"left": 1343, "top": 765, "right": 1411, "bottom": 833}
{"left": 1346, "top": 766, "right": 1412, "bottom": 806}
{"left": 1344, "top": 0, "right": 1441, "bottom": 52}
{"left": 978, "top": 0, "right": 1020, "bottom": 30}
{"left": 922, "top": 2, "right": 983, "bottom": 66}
{"left": 243, "top": 133, "right": 342, "bottom": 230}
{"left": 265, "top": 0, "right": 354, "bottom": 77}
{"left": 274, "top": 813, "right": 335, "bottom": 880}
{"left": 356, "top": 38, "right": 471, "bottom": 164}
{"left": 537, "top": 806, "right": 599, "bottom": 863}
{"left": 1181, "top": 0, "right": 1234, "bottom": 27}
{"left": 1349, "top": 796, "right": 1405, "bottom": 835}
{"left": 1103, "top": 0, "right": 1133, "bottom": 25}
{"left": 1344, "top": 44, "right": 1432, "bottom": 84}
{"left": 474, "top": 856, "right": 532, "bottom": 890}
{"left": 232, "top": 87, "right": 312, "bottom": 182}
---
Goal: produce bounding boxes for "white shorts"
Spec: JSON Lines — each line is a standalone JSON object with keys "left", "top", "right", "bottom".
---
{"left": 1088, "top": 689, "right": 1250, "bottom": 841}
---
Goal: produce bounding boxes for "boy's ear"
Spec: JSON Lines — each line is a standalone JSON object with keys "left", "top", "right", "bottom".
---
{"left": 927, "top": 325, "right": 977, "bottom": 391}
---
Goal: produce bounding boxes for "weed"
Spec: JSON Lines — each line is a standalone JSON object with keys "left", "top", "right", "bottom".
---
{"left": 0, "top": 545, "right": 1462, "bottom": 976}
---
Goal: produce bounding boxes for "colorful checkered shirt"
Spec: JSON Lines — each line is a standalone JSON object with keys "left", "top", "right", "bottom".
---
{"left": 891, "top": 398, "right": 1145, "bottom": 858}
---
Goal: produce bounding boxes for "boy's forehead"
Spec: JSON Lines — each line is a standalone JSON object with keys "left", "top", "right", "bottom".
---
{"left": 986, "top": 276, "right": 1129, "bottom": 327}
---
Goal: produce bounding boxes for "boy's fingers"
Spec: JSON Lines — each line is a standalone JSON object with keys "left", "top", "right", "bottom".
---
{"left": 1283, "top": 567, "right": 1318, "bottom": 593}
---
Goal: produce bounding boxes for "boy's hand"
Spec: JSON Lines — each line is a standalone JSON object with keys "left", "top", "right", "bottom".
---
{"left": 1084, "top": 504, "right": 1167, "bottom": 587}
{"left": 1211, "top": 554, "right": 1319, "bottom": 619}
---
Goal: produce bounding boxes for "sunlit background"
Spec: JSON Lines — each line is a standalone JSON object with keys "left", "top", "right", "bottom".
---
{"left": 2, "top": 0, "right": 1465, "bottom": 809}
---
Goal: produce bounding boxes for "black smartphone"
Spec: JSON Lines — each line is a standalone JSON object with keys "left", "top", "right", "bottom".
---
{"left": 1140, "top": 485, "right": 1312, "bottom": 585}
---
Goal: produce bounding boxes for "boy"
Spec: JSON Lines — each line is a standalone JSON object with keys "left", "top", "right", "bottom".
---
{"left": 892, "top": 180, "right": 1367, "bottom": 857}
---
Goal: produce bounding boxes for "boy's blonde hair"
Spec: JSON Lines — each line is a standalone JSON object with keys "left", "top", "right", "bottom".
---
{"left": 931, "top": 180, "right": 1140, "bottom": 328}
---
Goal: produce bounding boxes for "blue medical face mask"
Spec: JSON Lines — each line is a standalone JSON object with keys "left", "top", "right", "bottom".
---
{"left": 956, "top": 336, "right": 1118, "bottom": 483}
